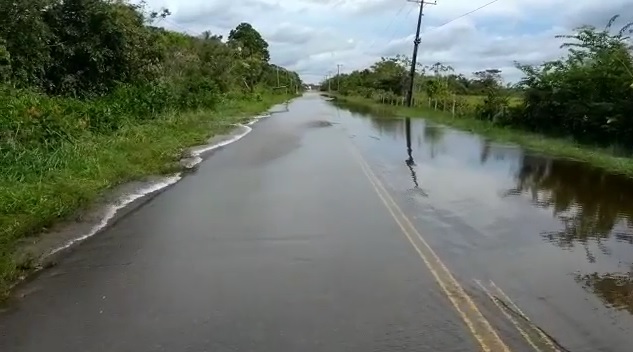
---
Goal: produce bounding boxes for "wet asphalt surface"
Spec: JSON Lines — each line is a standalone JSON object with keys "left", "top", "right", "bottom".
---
{"left": 2, "top": 93, "right": 633, "bottom": 351}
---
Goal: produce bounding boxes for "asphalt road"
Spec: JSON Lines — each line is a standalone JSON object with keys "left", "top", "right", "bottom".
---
{"left": 2, "top": 93, "right": 632, "bottom": 351}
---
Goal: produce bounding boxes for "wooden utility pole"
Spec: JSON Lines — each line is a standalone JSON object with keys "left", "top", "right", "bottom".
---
{"left": 405, "top": 0, "right": 436, "bottom": 162}
{"left": 405, "top": 0, "right": 436, "bottom": 108}
{"left": 336, "top": 64, "right": 342, "bottom": 91}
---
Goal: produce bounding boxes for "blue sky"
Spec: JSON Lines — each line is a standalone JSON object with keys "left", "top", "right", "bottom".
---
{"left": 144, "top": 0, "right": 633, "bottom": 83}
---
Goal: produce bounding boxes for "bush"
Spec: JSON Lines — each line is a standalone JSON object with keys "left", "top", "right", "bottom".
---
{"left": 0, "top": 0, "right": 303, "bottom": 153}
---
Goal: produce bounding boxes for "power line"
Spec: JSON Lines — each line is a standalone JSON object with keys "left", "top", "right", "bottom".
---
{"left": 366, "top": 2, "right": 410, "bottom": 51}
{"left": 433, "top": 0, "right": 502, "bottom": 30}
{"left": 384, "top": 4, "right": 417, "bottom": 49}
{"left": 156, "top": 18, "right": 200, "bottom": 35}
{"left": 330, "top": 0, "right": 345, "bottom": 10}
{"left": 366, "top": 0, "right": 503, "bottom": 57}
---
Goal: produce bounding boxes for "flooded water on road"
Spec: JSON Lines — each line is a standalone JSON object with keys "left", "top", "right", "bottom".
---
{"left": 329, "top": 97, "right": 633, "bottom": 351}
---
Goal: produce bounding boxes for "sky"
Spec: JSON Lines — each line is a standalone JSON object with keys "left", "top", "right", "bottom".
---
{"left": 144, "top": 0, "right": 633, "bottom": 84}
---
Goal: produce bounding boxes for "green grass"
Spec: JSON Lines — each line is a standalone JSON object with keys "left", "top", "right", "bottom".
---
{"left": 332, "top": 94, "right": 633, "bottom": 178}
{"left": 0, "top": 93, "right": 292, "bottom": 297}
{"left": 405, "top": 93, "right": 522, "bottom": 107}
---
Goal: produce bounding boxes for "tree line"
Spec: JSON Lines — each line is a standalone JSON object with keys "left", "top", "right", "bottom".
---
{"left": 322, "top": 15, "right": 633, "bottom": 148}
{"left": 0, "top": 0, "right": 302, "bottom": 154}
{"left": 0, "top": 0, "right": 304, "bottom": 291}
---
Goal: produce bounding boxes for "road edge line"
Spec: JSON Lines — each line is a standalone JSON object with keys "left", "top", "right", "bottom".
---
{"left": 490, "top": 281, "right": 562, "bottom": 352}
{"left": 474, "top": 280, "right": 544, "bottom": 352}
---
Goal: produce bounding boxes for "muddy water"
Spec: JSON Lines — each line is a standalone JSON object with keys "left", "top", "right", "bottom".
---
{"left": 331, "top": 98, "right": 633, "bottom": 351}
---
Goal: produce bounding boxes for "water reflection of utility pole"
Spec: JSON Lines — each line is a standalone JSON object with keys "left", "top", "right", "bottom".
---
{"left": 405, "top": 118, "right": 427, "bottom": 196}
{"left": 406, "top": 118, "right": 413, "bottom": 161}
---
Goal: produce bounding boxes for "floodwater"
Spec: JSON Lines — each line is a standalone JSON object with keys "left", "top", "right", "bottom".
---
{"left": 332, "top": 97, "right": 633, "bottom": 351}
{"left": 2, "top": 94, "right": 633, "bottom": 352}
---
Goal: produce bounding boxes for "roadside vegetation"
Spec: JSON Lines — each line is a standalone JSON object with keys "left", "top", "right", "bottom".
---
{"left": 322, "top": 15, "right": 633, "bottom": 173}
{"left": 0, "top": 0, "right": 302, "bottom": 295}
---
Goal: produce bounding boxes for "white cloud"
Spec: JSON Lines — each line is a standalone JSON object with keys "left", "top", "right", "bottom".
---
{"left": 142, "top": 0, "right": 633, "bottom": 83}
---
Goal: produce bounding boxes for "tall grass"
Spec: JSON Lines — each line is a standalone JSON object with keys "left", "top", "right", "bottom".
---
{"left": 0, "top": 86, "right": 292, "bottom": 296}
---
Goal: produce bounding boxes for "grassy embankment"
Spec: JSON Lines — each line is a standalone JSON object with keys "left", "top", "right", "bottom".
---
{"left": 331, "top": 94, "right": 633, "bottom": 177}
{"left": 458, "top": 94, "right": 523, "bottom": 107}
{"left": 0, "top": 93, "right": 292, "bottom": 297}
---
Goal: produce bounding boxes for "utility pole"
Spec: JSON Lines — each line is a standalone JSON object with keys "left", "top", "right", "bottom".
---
{"left": 405, "top": 0, "right": 436, "bottom": 108}
{"left": 336, "top": 64, "right": 342, "bottom": 91}
{"left": 404, "top": 0, "right": 435, "bottom": 165}
{"left": 286, "top": 71, "right": 291, "bottom": 95}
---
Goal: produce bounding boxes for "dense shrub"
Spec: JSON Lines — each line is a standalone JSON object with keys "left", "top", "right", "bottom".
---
{"left": 511, "top": 16, "right": 633, "bottom": 146}
{"left": 0, "top": 0, "right": 303, "bottom": 162}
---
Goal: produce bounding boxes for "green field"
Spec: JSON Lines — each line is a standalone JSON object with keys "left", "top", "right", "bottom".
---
{"left": 455, "top": 94, "right": 522, "bottom": 106}
{"left": 410, "top": 93, "right": 522, "bottom": 109}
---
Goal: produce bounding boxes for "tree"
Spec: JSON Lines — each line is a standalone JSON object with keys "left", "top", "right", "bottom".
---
{"left": 0, "top": 0, "right": 53, "bottom": 88}
{"left": 225, "top": 23, "right": 272, "bottom": 93}
{"left": 370, "top": 57, "right": 408, "bottom": 94}
{"left": 474, "top": 69, "right": 509, "bottom": 122}
{"left": 43, "top": 0, "right": 164, "bottom": 96}
{"left": 425, "top": 79, "right": 441, "bottom": 100}
{"left": 0, "top": 38, "right": 10, "bottom": 82}
{"left": 473, "top": 69, "right": 502, "bottom": 90}
{"left": 228, "top": 22, "right": 270, "bottom": 62}
{"left": 201, "top": 30, "right": 223, "bottom": 42}
{"left": 514, "top": 14, "right": 633, "bottom": 144}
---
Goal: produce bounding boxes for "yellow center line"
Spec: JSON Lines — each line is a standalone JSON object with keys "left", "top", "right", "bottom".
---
{"left": 348, "top": 144, "right": 511, "bottom": 352}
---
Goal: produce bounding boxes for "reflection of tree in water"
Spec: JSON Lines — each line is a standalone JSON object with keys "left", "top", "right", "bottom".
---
{"left": 575, "top": 270, "right": 633, "bottom": 315}
{"left": 504, "top": 154, "right": 633, "bottom": 262}
{"left": 330, "top": 99, "right": 403, "bottom": 138}
{"left": 369, "top": 117, "right": 401, "bottom": 137}
{"left": 508, "top": 154, "right": 633, "bottom": 315}
{"left": 423, "top": 123, "right": 445, "bottom": 158}
{"left": 479, "top": 140, "right": 521, "bottom": 164}
{"left": 481, "top": 141, "right": 491, "bottom": 164}
{"left": 331, "top": 99, "right": 392, "bottom": 118}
